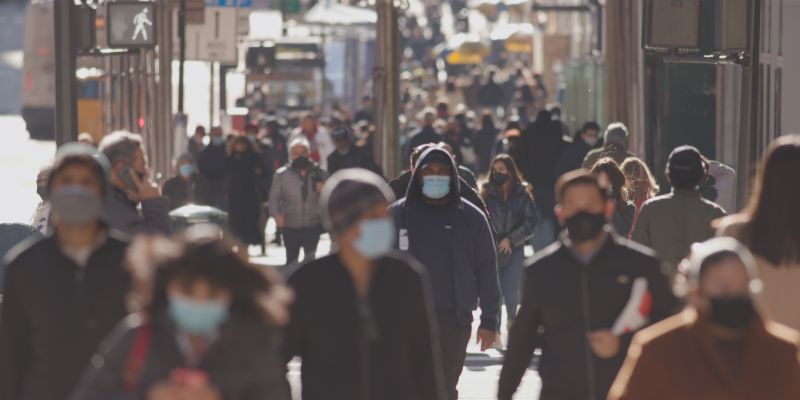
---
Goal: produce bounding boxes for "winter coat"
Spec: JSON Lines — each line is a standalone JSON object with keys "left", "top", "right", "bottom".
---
{"left": 283, "top": 253, "right": 446, "bottom": 400}
{"left": 705, "top": 160, "right": 737, "bottom": 213}
{"left": 326, "top": 146, "right": 381, "bottom": 176}
{"left": 474, "top": 127, "right": 499, "bottom": 174}
{"left": 268, "top": 164, "right": 327, "bottom": 229}
{"left": 405, "top": 126, "right": 442, "bottom": 159}
{"left": 71, "top": 313, "right": 291, "bottom": 400}
{"left": 631, "top": 189, "right": 726, "bottom": 271}
{"left": 609, "top": 310, "right": 800, "bottom": 400}
{"left": 498, "top": 232, "right": 680, "bottom": 400}
{"left": 389, "top": 147, "right": 501, "bottom": 331}
{"left": 482, "top": 182, "right": 538, "bottom": 249}
{"left": 227, "top": 151, "right": 264, "bottom": 245}
{"left": 554, "top": 137, "right": 595, "bottom": 179}
{"left": 516, "top": 122, "right": 567, "bottom": 187}
{"left": 0, "top": 232, "right": 131, "bottom": 400}
{"left": 611, "top": 201, "right": 637, "bottom": 237}
{"left": 104, "top": 188, "right": 170, "bottom": 236}
{"left": 581, "top": 144, "right": 635, "bottom": 170}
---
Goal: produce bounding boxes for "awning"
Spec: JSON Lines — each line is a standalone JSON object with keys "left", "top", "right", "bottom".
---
{"left": 303, "top": 1, "right": 377, "bottom": 26}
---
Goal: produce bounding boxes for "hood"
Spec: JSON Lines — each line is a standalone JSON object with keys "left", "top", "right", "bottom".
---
{"left": 404, "top": 147, "right": 462, "bottom": 206}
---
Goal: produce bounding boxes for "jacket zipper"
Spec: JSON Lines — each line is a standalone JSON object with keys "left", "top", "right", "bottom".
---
{"left": 580, "top": 265, "right": 597, "bottom": 400}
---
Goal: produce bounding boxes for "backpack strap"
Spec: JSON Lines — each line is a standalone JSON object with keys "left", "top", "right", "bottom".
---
{"left": 123, "top": 321, "right": 152, "bottom": 392}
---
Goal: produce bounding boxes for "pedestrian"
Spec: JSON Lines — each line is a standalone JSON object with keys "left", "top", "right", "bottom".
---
{"left": 478, "top": 69, "right": 504, "bottom": 112}
{"left": 608, "top": 237, "right": 800, "bottom": 400}
{"left": 0, "top": 144, "right": 131, "bottom": 400}
{"left": 225, "top": 136, "right": 263, "bottom": 248}
{"left": 198, "top": 127, "right": 229, "bottom": 210}
{"left": 162, "top": 153, "right": 210, "bottom": 211}
{"left": 590, "top": 158, "right": 637, "bottom": 236}
{"left": 268, "top": 138, "right": 327, "bottom": 265}
{"left": 406, "top": 108, "right": 443, "bottom": 159}
{"left": 29, "top": 164, "right": 52, "bottom": 234}
{"left": 78, "top": 132, "right": 96, "bottom": 148}
{"left": 188, "top": 125, "right": 206, "bottom": 159}
{"left": 389, "top": 146, "right": 501, "bottom": 400}
{"left": 480, "top": 154, "right": 537, "bottom": 334}
{"left": 473, "top": 111, "right": 500, "bottom": 175}
{"left": 621, "top": 157, "right": 659, "bottom": 236}
{"left": 288, "top": 114, "right": 335, "bottom": 172}
{"left": 353, "top": 95, "right": 374, "bottom": 124}
{"left": 326, "top": 126, "right": 380, "bottom": 175}
{"left": 632, "top": 146, "right": 726, "bottom": 272}
{"left": 717, "top": 135, "right": 800, "bottom": 330}
{"left": 700, "top": 157, "right": 737, "bottom": 213}
{"left": 99, "top": 131, "right": 170, "bottom": 236}
{"left": 582, "top": 122, "right": 636, "bottom": 169}
{"left": 284, "top": 169, "right": 446, "bottom": 400}
{"left": 498, "top": 170, "right": 679, "bottom": 400}
{"left": 71, "top": 226, "right": 292, "bottom": 400}
{"left": 554, "top": 121, "right": 601, "bottom": 179}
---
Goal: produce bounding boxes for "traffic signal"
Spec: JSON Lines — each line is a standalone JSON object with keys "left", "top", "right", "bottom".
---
{"left": 245, "top": 46, "right": 276, "bottom": 72}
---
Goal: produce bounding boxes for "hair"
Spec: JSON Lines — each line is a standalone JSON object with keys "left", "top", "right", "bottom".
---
{"left": 740, "top": 135, "right": 800, "bottom": 265}
{"left": 228, "top": 135, "right": 256, "bottom": 155}
{"left": 126, "top": 226, "right": 289, "bottom": 326}
{"left": 555, "top": 169, "right": 611, "bottom": 204}
{"left": 667, "top": 160, "right": 706, "bottom": 190}
{"left": 480, "top": 112, "right": 495, "bottom": 131}
{"left": 582, "top": 121, "right": 601, "bottom": 133}
{"left": 590, "top": 158, "right": 629, "bottom": 208}
{"left": 98, "top": 130, "right": 144, "bottom": 166}
{"left": 604, "top": 122, "right": 628, "bottom": 147}
{"left": 621, "top": 157, "right": 659, "bottom": 205}
{"left": 481, "top": 154, "right": 533, "bottom": 201}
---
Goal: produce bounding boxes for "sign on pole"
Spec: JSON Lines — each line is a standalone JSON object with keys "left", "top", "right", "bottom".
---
{"left": 174, "top": 6, "right": 238, "bottom": 65}
{"left": 107, "top": 1, "right": 158, "bottom": 48}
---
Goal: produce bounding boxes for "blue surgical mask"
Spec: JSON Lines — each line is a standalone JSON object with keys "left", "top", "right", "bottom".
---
{"left": 179, "top": 164, "right": 194, "bottom": 177}
{"left": 50, "top": 185, "right": 102, "bottom": 227}
{"left": 212, "top": 137, "right": 225, "bottom": 146}
{"left": 352, "top": 217, "right": 396, "bottom": 260}
{"left": 422, "top": 175, "right": 451, "bottom": 199}
{"left": 168, "top": 294, "right": 230, "bottom": 336}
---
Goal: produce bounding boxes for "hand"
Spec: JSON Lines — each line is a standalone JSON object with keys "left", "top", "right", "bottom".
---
{"left": 498, "top": 238, "right": 512, "bottom": 254}
{"left": 128, "top": 169, "right": 160, "bottom": 201}
{"left": 314, "top": 181, "right": 324, "bottom": 193}
{"left": 587, "top": 329, "right": 620, "bottom": 359}
{"left": 476, "top": 328, "right": 496, "bottom": 352}
{"left": 274, "top": 214, "right": 285, "bottom": 228}
{"left": 147, "top": 382, "right": 182, "bottom": 400}
{"left": 178, "top": 385, "right": 221, "bottom": 400}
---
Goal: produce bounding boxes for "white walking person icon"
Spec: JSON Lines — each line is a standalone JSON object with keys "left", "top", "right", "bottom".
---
{"left": 132, "top": 8, "right": 152, "bottom": 41}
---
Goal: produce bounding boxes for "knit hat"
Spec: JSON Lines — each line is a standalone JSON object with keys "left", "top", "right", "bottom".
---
{"left": 320, "top": 169, "right": 395, "bottom": 235}
{"left": 687, "top": 237, "right": 761, "bottom": 294}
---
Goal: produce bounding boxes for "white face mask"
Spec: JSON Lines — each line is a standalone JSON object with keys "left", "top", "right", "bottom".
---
{"left": 583, "top": 135, "right": 599, "bottom": 147}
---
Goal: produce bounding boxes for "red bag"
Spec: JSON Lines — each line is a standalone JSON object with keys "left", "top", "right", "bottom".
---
{"left": 122, "top": 322, "right": 152, "bottom": 392}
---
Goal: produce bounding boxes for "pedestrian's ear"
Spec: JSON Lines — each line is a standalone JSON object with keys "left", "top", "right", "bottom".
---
{"left": 554, "top": 204, "right": 564, "bottom": 224}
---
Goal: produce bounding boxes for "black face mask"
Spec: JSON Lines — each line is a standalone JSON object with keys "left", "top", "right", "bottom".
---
{"left": 564, "top": 211, "right": 606, "bottom": 242}
{"left": 37, "top": 185, "right": 48, "bottom": 201}
{"left": 490, "top": 172, "right": 509, "bottom": 186}
{"left": 291, "top": 156, "right": 311, "bottom": 170}
{"left": 709, "top": 296, "right": 755, "bottom": 330}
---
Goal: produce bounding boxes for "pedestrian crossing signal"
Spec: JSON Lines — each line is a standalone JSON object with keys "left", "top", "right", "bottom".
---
{"left": 107, "top": 1, "right": 158, "bottom": 48}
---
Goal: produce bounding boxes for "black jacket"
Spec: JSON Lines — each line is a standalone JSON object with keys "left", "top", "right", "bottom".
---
{"left": 197, "top": 143, "right": 228, "bottom": 181}
{"left": 498, "top": 232, "right": 680, "bottom": 400}
{"left": 162, "top": 175, "right": 212, "bottom": 211}
{"left": 406, "top": 126, "right": 442, "bottom": 159}
{"left": 516, "top": 121, "right": 567, "bottom": 187}
{"left": 389, "top": 147, "right": 501, "bottom": 330}
{"left": 283, "top": 253, "right": 445, "bottom": 400}
{"left": 482, "top": 183, "right": 538, "bottom": 248}
{"left": 554, "top": 137, "right": 595, "bottom": 180}
{"left": 0, "top": 232, "right": 131, "bottom": 400}
{"left": 326, "top": 146, "right": 381, "bottom": 176}
{"left": 71, "top": 313, "right": 291, "bottom": 400}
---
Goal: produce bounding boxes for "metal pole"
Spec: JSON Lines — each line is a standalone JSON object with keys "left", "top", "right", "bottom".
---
{"left": 374, "top": 0, "right": 400, "bottom": 178}
{"left": 737, "top": 0, "right": 762, "bottom": 207}
{"left": 209, "top": 62, "right": 215, "bottom": 128}
{"left": 54, "top": 0, "right": 78, "bottom": 145}
{"left": 178, "top": 0, "right": 187, "bottom": 113}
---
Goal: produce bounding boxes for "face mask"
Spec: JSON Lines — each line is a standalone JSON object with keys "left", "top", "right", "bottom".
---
{"left": 583, "top": 135, "right": 599, "bottom": 147}
{"left": 352, "top": 217, "right": 396, "bottom": 260}
{"left": 168, "top": 293, "right": 230, "bottom": 336}
{"left": 37, "top": 185, "right": 48, "bottom": 201}
{"left": 709, "top": 296, "right": 755, "bottom": 330}
{"left": 422, "top": 175, "right": 451, "bottom": 200}
{"left": 50, "top": 185, "right": 102, "bottom": 228}
{"left": 212, "top": 137, "right": 225, "bottom": 146}
{"left": 564, "top": 211, "right": 606, "bottom": 242}
{"left": 491, "top": 172, "right": 510, "bottom": 186}
{"left": 291, "top": 156, "right": 311, "bottom": 170}
{"left": 179, "top": 164, "right": 194, "bottom": 178}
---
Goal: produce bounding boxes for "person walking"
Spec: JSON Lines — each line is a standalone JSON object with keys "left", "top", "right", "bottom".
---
{"left": 269, "top": 138, "right": 327, "bottom": 265}
{"left": 473, "top": 112, "right": 500, "bottom": 175}
{"left": 284, "top": 169, "right": 446, "bottom": 400}
{"left": 162, "top": 154, "right": 210, "bottom": 211}
{"left": 480, "top": 154, "right": 537, "bottom": 332}
{"left": 326, "top": 126, "right": 381, "bottom": 175}
{"left": 632, "top": 146, "right": 726, "bottom": 272}
{"left": 582, "top": 122, "right": 635, "bottom": 169}
{"left": 0, "top": 145, "right": 131, "bottom": 400}
{"left": 554, "top": 121, "right": 601, "bottom": 179}
{"left": 99, "top": 131, "right": 170, "bottom": 236}
{"left": 590, "top": 158, "right": 637, "bottom": 236}
{"left": 198, "top": 127, "right": 229, "bottom": 210}
{"left": 620, "top": 157, "right": 660, "bottom": 235}
{"left": 288, "top": 114, "right": 335, "bottom": 172}
{"left": 389, "top": 146, "right": 500, "bottom": 400}
{"left": 71, "top": 226, "right": 292, "bottom": 400}
{"left": 29, "top": 164, "right": 52, "bottom": 234}
{"left": 717, "top": 135, "right": 800, "bottom": 331}
{"left": 609, "top": 238, "right": 800, "bottom": 400}
{"left": 226, "top": 136, "right": 264, "bottom": 247}
{"left": 498, "top": 171, "right": 679, "bottom": 400}
{"left": 188, "top": 125, "right": 206, "bottom": 160}
{"left": 406, "top": 109, "right": 443, "bottom": 159}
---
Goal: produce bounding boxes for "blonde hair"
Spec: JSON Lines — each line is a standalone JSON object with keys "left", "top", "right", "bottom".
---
{"left": 621, "top": 158, "right": 659, "bottom": 204}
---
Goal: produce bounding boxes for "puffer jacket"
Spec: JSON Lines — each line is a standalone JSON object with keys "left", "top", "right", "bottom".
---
{"left": 482, "top": 183, "right": 538, "bottom": 248}
{"left": 268, "top": 164, "right": 327, "bottom": 229}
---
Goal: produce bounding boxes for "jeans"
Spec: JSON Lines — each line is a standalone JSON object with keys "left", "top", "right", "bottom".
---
{"left": 499, "top": 246, "right": 525, "bottom": 322}
{"left": 436, "top": 311, "right": 472, "bottom": 400}
{"left": 283, "top": 226, "right": 321, "bottom": 265}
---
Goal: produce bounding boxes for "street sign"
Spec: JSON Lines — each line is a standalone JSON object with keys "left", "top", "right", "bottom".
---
{"left": 174, "top": 6, "right": 238, "bottom": 65}
{"left": 643, "top": 0, "right": 749, "bottom": 54}
{"left": 186, "top": 0, "right": 206, "bottom": 25}
{"left": 107, "top": 1, "right": 157, "bottom": 48}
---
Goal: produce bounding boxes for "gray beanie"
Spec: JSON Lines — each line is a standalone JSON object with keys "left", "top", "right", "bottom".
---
{"left": 320, "top": 169, "right": 396, "bottom": 235}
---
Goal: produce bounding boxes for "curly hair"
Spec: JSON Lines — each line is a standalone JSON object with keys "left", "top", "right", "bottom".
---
{"left": 621, "top": 157, "right": 659, "bottom": 206}
{"left": 590, "top": 157, "right": 629, "bottom": 208}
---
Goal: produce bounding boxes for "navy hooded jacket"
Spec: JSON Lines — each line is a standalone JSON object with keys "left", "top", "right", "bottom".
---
{"left": 389, "top": 147, "right": 501, "bottom": 331}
